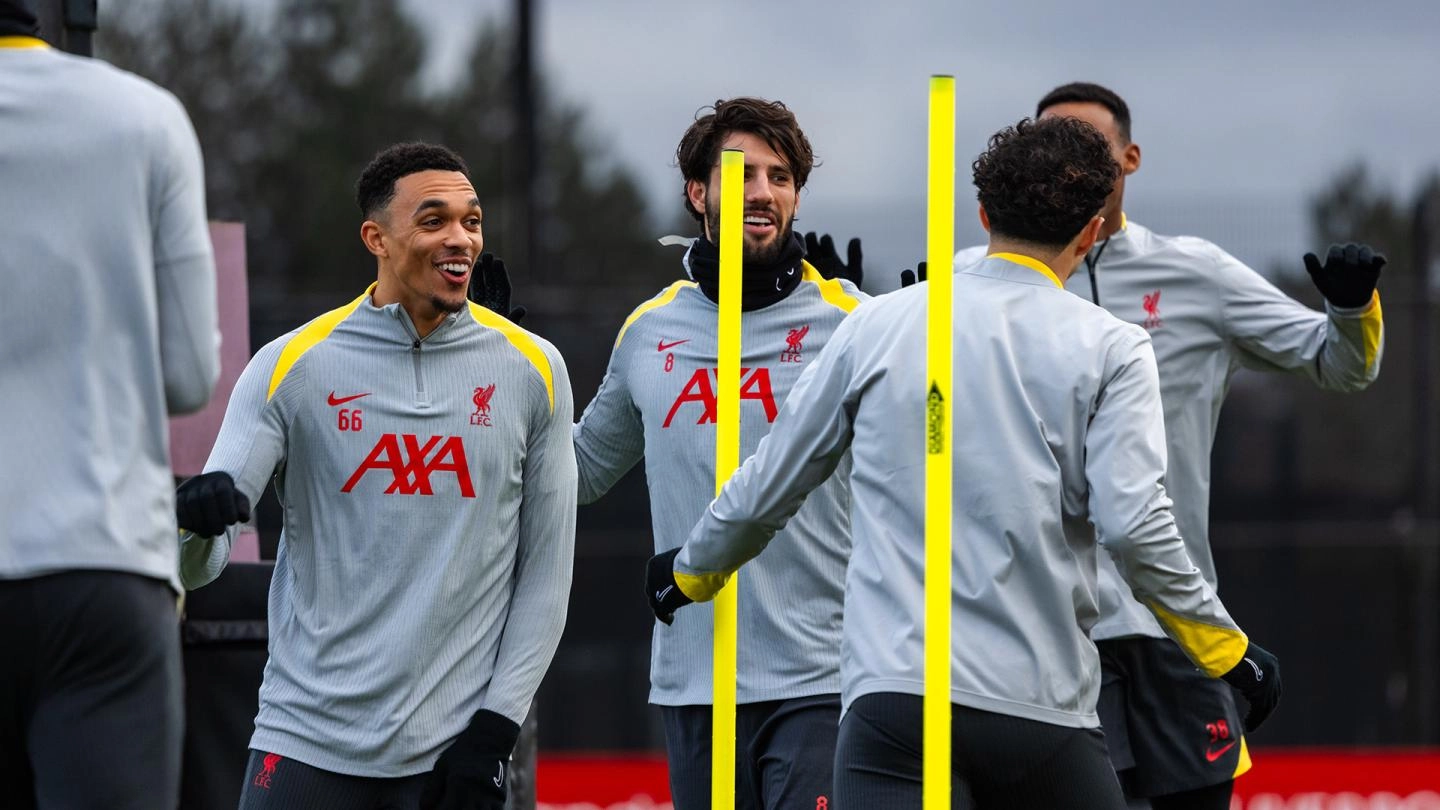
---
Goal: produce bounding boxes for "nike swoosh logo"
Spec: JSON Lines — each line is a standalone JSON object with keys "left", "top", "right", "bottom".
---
{"left": 655, "top": 585, "right": 673, "bottom": 603}
{"left": 1205, "top": 741, "right": 1237, "bottom": 762}
{"left": 327, "top": 392, "right": 371, "bottom": 407}
{"left": 493, "top": 762, "right": 504, "bottom": 788}
{"left": 657, "top": 339, "right": 690, "bottom": 352}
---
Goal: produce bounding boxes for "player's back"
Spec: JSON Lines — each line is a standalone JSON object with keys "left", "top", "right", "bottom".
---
{"left": 837, "top": 253, "right": 1153, "bottom": 727}
{"left": 0, "top": 43, "right": 218, "bottom": 580}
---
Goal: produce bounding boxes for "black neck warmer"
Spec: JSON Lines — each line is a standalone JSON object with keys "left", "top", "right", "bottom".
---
{"left": 0, "top": 0, "right": 40, "bottom": 37}
{"left": 688, "top": 232, "right": 806, "bottom": 312}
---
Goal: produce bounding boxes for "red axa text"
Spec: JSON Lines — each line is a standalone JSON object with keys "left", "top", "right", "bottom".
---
{"left": 341, "top": 433, "right": 475, "bottom": 497}
{"left": 663, "top": 367, "right": 777, "bottom": 428}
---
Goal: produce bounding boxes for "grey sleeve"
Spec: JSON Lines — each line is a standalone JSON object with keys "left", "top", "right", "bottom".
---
{"left": 674, "top": 318, "right": 858, "bottom": 601}
{"left": 150, "top": 91, "right": 220, "bottom": 415}
{"left": 1085, "top": 332, "right": 1247, "bottom": 677}
{"left": 481, "top": 345, "right": 578, "bottom": 724}
{"left": 1219, "top": 247, "right": 1383, "bottom": 392}
{"left": 572, "top": 335, "right": 645, "bottom": 505}
{"left": 178, "top": 342, "right": 288, "bottom": 589}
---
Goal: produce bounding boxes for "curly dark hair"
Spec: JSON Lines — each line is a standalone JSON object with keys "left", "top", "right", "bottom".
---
{"left": 1036, "top": 82, "right": 1132, "bottom": 143}
{"left": 355, "top": 142, "right": 470, "bottom": 220}
{"left": 675, "top": 97, "right": 814, "bottom": 223}
{"left": 972, "top": 117, "right": 1119, "bottom": 248}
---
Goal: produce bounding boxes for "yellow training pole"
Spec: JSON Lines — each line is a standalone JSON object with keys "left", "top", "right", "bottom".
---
{"left": 711, "top": 147, "right": 744, "bottom": 810}
{"left": 924, "top": 74, "right": 956, "bottom": 810}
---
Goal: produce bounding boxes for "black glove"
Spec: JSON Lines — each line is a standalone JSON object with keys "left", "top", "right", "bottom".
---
{"left": 1219, "top": 641, "right": 1282, "bottom": 732}
{"left": 899, "top": 261, "right": 928, "bottom": 288}
{"left": 645, "top": 547, "right": 693, "bottom": 626}
{"left": 804, "top": 231, "right": 863, "bottom": 287}
{"left": 468, "top": 253, "right": 527, "bottom": 323}
{"left": 420, "top": 709, "right": 520, "bottom": 810}
{"left": 175, "top": 472, "right": 251, "bottom": 537}
{"left": 1303, "top": 242, "right": 1385, "bottom": 309}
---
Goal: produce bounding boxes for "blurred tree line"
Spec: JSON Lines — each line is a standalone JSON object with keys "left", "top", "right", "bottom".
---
{"left": 97, "top": 0, "right": 675, "bottom": 413}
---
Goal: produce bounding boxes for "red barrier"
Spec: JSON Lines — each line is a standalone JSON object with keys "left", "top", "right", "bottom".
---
{"left": 1233, "top": 750, "right": 1440, "bottom": 809}
{"left": 538, "top": 754, "right": 671, "bottom": 809}
{"left": 535, "top": 750, "right": 1440, "bottom": 810}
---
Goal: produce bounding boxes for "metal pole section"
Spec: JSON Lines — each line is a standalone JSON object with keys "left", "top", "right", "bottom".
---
{"left": 511, "top": 0, "right": 539, "bottom": 280}
{"left": 1412, "top": 190, "right": 1438, "bottom": 743}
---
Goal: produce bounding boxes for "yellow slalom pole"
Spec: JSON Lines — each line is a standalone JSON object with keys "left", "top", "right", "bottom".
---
{"left": 923, "top": 74, "right": 955, "bottom": 810}
{"left": 711, "top": 147, "right": 744, "bottom": 810}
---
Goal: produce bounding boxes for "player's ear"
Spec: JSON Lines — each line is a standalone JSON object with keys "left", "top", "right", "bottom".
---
{"left": 360, "top": 219, "right": 388, "bottom": 258}
{"left": 977, "top": 204, "right": 991, "bottom": 234}
{"left": 1074, "top": 215, "right": 1105, "bottom": 257}
{"left": 686, "top": 179, "right": 708, "bottom": 218}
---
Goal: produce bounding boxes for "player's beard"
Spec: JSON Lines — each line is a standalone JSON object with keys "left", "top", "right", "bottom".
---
{"left": 429, "top": 292, "right": 467, "bottom": 315}
{"left": 705, "top": 207, "right": 795, "bottom": 265}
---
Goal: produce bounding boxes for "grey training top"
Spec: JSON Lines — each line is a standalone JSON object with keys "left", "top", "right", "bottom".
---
{"left": 0, "top": 39, "right": 220, "bottom": 585}
{"left": 677, "top": 255, "right": 1248, "bottom": 728}
{"left": 957, "top": 219, "right": 1382, "bottom": 639}
{"left": 574, "top": 257, "right": 866, "bottom": 706}
{"left": 180, "top": 288, "right": 576, "bottom": 777}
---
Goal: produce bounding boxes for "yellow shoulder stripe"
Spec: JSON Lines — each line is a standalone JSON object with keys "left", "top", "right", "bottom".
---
{"left": 267, "top": 287, "right": 370, "bottom": 401}
{"left": 1359, "top": 291, "right": 1383, "bottom": 374}
{"left": 0, "top": 36, "right": 48, "bottom": 49}
{"left": 615, "top": 280, "right": 696, "bottom": 348}
{"left": 989, "top": 252, "right": 1063, "bottom": 289}
{"left": 800, "top": 261, "right": 861, "bottom": 312}
{"left": 674, "top": 569, "right": 732, "bottom": 603}
{"left": 1145, "top": 600, "right": 1249, "bottom": 677}
{"left": 467, "top": 302, "right": 554, "bottom": 412}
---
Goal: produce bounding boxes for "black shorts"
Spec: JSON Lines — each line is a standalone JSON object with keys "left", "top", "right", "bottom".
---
{"left": 0, "top": 570, "right": 183, "bottom": 810}
{"left": 834, "top": 692, "right": 1126, "bottom": 809}
{"left": 237, "top": 749, "right": 429, "bottom": 809}
{"left": 1098, "top": 636, "right": 1249, "bottom": 798}
{"left": 660, "top": 694, "right": 839, "bottom": 810}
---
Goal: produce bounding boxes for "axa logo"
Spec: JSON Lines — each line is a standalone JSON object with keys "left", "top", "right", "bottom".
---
{"left": 1142, "top": 289, "right": 1163, "bottom": 331}
{"left": 471, "top": 383, "right": 497, "bottom": 427}
{"left": 662, "top": 367, "right": 778, "bottom": 428}
{"left": 341, "top": 433, "right": 475, "bottom": 497}
{"left": 253, "top": 752, "right": 281, "bottom": 789}
{"left": 780, "top": 325, "right": 809, "bottom": 363}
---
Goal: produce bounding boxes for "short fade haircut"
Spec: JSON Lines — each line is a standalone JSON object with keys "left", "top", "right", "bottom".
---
{"left": 1036, "top": 82, "right": 1132, "bottom": 143}
{"left": 972, "top": 117, "right": 1119, "bottom": 249}
{"left": 675, "top": 97, "right": 814, "bottom": 223}
{"left": 355, "top": 142, "right": 470, "bottom": 220}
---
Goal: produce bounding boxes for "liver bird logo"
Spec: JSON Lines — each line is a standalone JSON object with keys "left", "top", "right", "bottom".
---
{"left": 785, "top": 325, "right": 809, "bottom": 352}
{"left": 1142, "top": 290, "right": 1163, "bottom": 330}
{"left": 473, "top": 384, "right": 496, "bottom": 416}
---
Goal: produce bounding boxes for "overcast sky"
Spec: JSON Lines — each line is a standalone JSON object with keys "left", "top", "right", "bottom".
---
{"left": 415, "top": 0, "right": 1438, "bottom": 288}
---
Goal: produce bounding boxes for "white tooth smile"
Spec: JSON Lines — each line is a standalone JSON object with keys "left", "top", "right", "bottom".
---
{"left": 439, "top": 263, "right": 469, "bottom": 276}
{"left": 744, "top": 216, "right": 773, "bottom": 226}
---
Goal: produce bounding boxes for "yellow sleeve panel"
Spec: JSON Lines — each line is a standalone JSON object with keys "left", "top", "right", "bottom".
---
{"left": 467, "top": 302, "right": 555, "bottom": 413}
{"left": 1359, "top": 291, "right": 1383, "bottom": 374}
{"left": 673, "top": 569, "right": 733, "bottom": 603}
{"left": 799, "top": 262, "right": 861, "bottom": 313}
{"left": 1145, "top": 600, "right": 1249, "bottom": 677}
{"left": 267, "top": 287, "right": 371, "bottom": 401}
{"left": 614, "top": 281, "right": 697, "bottom": 349}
